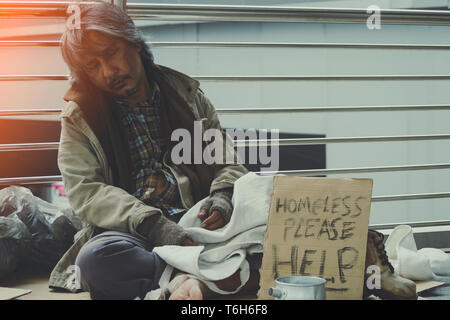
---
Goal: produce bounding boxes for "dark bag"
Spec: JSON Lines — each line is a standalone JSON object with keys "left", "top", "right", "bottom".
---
{"left": 0, "top": 185, "right": 84, "bottom": 274}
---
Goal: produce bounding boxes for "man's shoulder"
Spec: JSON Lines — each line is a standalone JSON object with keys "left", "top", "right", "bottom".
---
{"left": 58, "top": 100, "right": 82, "bottom": 120}
{"left": 158, "top": 65, "right": 197, "bottom": 84}
{"left": 157, "top": 65, "right": 200, "bottom": 100}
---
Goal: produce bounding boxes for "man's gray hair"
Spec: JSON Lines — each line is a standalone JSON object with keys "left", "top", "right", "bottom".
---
{"left": 60, "top": 1, "right": 154, "bottom": 85}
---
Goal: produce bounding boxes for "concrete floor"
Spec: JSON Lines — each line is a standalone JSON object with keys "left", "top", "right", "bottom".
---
{"left": 1, "top": 267, "right": 447, "bottom": 300}
{"left": 0, "top": 268, "right": 90, "bottom": 300}
{"left": 0, "top": 267, "right": 259, "bottom": 300}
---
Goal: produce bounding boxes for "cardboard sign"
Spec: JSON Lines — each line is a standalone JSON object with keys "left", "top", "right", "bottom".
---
{"left": 0, "top": 287, "right": 32, "bottom": 300}
{"left": 258, "top": 176, "right": 373, "bottom": 300}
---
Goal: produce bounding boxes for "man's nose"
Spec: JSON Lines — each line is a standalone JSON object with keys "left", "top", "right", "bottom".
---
{"left": 99, "top": 58, "right": 118, "bottom": 83}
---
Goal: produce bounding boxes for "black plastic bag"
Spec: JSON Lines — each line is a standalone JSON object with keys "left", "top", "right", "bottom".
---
{"left": 0, "top": 185, "right": 84, "bottom": 272}
{"left": 0, "top": 213, "right": 31, "bottom": 280}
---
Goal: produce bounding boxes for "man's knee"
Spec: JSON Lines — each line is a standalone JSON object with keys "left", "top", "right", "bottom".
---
{"left": 74, "top": 232, "right": 166, "bottom": 299}
{"left": 75, "top": 233, "right": 144, "bottom": 290}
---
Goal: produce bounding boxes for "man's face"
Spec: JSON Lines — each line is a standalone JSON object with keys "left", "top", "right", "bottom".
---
{"left": 79, "top": 30, "right": 145, "bottom": 100}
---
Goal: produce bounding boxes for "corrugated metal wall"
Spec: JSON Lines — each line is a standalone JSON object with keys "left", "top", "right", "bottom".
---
{"left": 142, "top": 19, "right": 450, "bottom": 225}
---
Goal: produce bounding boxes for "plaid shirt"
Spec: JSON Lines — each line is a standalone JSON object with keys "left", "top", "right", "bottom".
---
{"left": 116, "top": 83, "right": 186, "bottom": 221}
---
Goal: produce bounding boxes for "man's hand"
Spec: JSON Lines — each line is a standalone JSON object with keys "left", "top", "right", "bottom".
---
{"left": 198, "top": 208, "right": 226, "bottom": 230}
{"left": 181, "top": 236, "right": 197, "bottom": 246}
{"left": 197, "top": 189, "right": 233, "bottom": 231}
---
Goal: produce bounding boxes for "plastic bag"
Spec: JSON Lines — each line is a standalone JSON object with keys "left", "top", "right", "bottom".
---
{"left": 0, "top": 185, "right": 84, "bottom": 272}
{"left": 0, "top": 213, "right": 31, "bottom": 280}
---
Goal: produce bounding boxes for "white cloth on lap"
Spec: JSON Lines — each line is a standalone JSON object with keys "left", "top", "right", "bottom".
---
{"left": 146, "top": 172, "right": 275, "bottom": 299}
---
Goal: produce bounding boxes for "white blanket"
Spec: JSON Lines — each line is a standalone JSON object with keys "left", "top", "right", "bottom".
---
{"left": 147, "top": 172, "right": 275, "bottom": 298}
{"left": 385, "top": 225, "right": 450, "bottom": 281}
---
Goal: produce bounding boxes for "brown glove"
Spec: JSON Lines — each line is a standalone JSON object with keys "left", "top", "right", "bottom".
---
{"left": 137, "top": 214, "right": 191, "bottom": 247}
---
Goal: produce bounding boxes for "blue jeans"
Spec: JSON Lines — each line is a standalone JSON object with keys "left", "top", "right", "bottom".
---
{"left": 75, "top": 231, "right": 167, "bottom": 300}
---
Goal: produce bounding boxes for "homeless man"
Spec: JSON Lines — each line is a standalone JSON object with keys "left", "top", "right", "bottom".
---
{"left": 49, "top": 2, "right": 261, "bottom": 300}
{"left": 50, "top": 2, "right": 416, "bottom": 300}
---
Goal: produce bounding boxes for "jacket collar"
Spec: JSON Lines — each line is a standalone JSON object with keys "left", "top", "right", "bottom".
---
{"left": 63, "top": 64, "right": 200, "bottom": 105}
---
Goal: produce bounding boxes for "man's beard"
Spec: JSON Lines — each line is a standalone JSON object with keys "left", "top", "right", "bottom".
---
{"left": 115, "top": 84, "right": 139, "bottom": 100}
{"left": 113, "top": 75, "right": 142, "bottom": 101}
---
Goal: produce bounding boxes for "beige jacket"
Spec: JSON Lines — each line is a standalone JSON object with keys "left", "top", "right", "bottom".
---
{"left": 49, "top": 65, "right": 248, "bottom": 291}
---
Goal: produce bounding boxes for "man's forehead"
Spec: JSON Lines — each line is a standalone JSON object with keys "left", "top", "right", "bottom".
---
{"left": 81, "top": 30, "right": 119, "bottom": 52}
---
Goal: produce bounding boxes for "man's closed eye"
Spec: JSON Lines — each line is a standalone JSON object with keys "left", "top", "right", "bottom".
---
{"left": 86, "top": 61, "right": 99, "bottom": 71}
